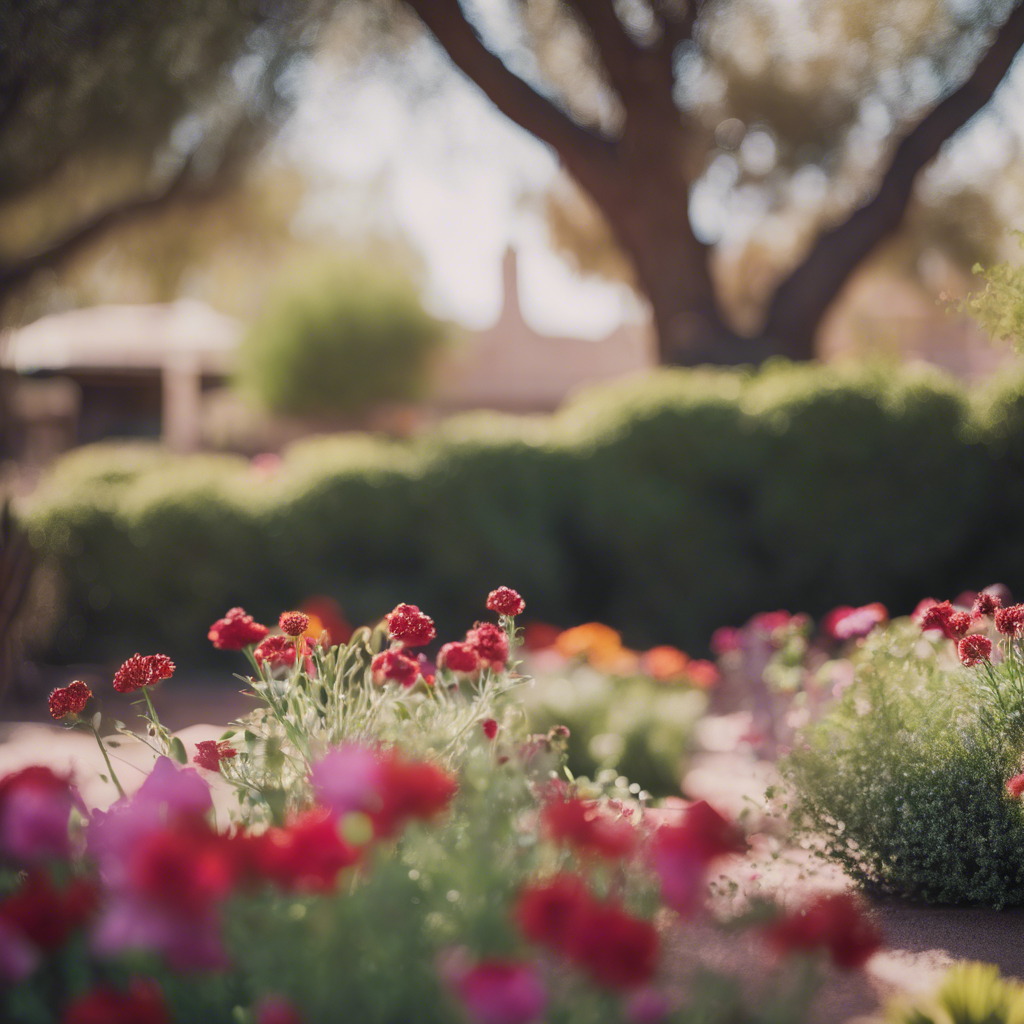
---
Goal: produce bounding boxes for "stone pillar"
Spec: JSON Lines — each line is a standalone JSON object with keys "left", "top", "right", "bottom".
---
{"left": 161, "top": 355, "right": 203, "bottom": 452}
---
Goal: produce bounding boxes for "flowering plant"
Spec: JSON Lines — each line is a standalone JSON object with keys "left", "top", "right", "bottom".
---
{"left": 784, "top": 587, "right": 1024, "bottom": 908}
{"left": 2, "top": 589, "right": 881, "bottom": 1023}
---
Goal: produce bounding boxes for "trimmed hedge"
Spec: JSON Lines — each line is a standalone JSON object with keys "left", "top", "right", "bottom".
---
{"left": 21, "top": 361, "right": 1024, "bottom": 667}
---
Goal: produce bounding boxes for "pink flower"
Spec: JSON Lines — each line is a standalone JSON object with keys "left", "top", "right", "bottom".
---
{"left": 0, "top": 766, "right": 76, "bottom": 863}
{"left": 1007, "top": 774, "right": 1024, "bottom": 799}
{"left": 825, "top": 603, "right": 887, "bottom": 641}
{"left": 709, "top": 627, "right": 743, "bottom": 655}
{"left": 309, "top": 745, "right": 385, "bottom": 817}
{"left": 450, "top": 959, "right": 547, "bottom": 1024}
{"left": 625, "top": 987, "right": 673, "bottom": 1024}
{"left": 648, "top": 801, "right": 745, "bottom": 913}
{"left": 486, "top": 587, "right": 526, "bottom": 617}
{"left": 958, "top": 634, "right": 992, "bottom": 667}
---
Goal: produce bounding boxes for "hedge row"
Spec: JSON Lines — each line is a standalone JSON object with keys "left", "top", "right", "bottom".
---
{"left": 21, "top": 361, "right": 1024, "bottom": 668}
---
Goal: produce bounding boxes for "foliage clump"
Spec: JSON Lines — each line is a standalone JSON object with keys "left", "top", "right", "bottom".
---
{"left": 237, "top": 260, "right": 447, "bottom": 417}
{"left": 784, "top": 618, "right": 1024, "bottom": 908}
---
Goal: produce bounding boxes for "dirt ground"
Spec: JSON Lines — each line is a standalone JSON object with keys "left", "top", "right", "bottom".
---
{"left": 1, "top": 701, "right": 1020, "bottom": 1023}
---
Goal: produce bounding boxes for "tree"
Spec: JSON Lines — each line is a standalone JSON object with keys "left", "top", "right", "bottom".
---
{"left": 399, "top": 0, "right": 1024, "bottom": 364}
{"left": 0, "top": 0, "right": 330, "bottom": 318}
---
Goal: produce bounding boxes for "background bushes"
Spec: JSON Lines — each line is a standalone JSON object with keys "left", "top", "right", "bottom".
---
{"left": 21, "top": 361, "right": 1024, "bottom": 668}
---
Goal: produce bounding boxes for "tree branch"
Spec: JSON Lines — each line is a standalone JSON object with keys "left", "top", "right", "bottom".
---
{"left": 402, "top": 0, "right": 617, "bottom": 181}
{"left": 563, "top": 0, "right": 643, "bottom": 106}
{"left": 763, "top": 1, "right": 1024, "bottom": 359}
{"left": 0, "top": 157, "right": 197, "bottom": 303}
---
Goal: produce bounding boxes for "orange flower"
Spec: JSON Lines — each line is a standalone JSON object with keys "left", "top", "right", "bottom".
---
{"left": 639, "top": 646, "right": 689, "bottom": 682}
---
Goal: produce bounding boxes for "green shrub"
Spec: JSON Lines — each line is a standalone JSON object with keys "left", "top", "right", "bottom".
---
{"left": 524, "top": 669, "right": 708, "bottom": 797}
{"left": 21, "top": 361, "right": 1024, "bottom": 668}
{"left": 237, "top": 260, "right": 447, "bottom": 416}
{"left": 783, "top": 620, "right": 1024, "bottom": 908}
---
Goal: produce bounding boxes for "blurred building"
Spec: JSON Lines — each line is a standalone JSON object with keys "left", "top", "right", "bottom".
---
{"left": 432, "top": 249, "right": 655, "bottom": 412}
{"left": 3, "top": 300, "right": 240, "bottom": 458}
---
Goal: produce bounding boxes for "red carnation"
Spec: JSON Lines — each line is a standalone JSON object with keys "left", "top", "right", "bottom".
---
{"left": 1007, "top": 774, "right": 1024, "bottom": 799}
{"left": 438, "top": 641, "right": 480, "bottom": 674}
{"left": 486, "top": 587, "right": 525, "bottom": 617}
{"left": 466, "top": 622, "right": 510, "bottom": 670}
{"left": 947, "top": 611, "right": 973, "bottom": 640}
{"left": 996, "top": 604, "right": 1024, "bottom": 638}
{"left": 279, "top": 611, "right": 310, "bottom": 637}
{"left": 112, "top": 653, "right": 175, "bottom": 694}
{"left": 254, "top": 635, "right": 299, "bottom": 671}
{"left": 514, "top": 873, "right": 592, "bottom": 947}
{"left": 371, "top": 650, "right": 421, "bottom": 688}
{"left": 958, "top": 634, "right": 993, "bottom": 667}
{"left": 370, "top": 752, "right": 458, "bottom": 838}
{"left": 765, "top": 893, "right": 881, "bottom": 970}
{"left": 385, "top": 603, "right": 436, "bottom": 647}
{"left": 208, "top": 607, "right": 269, "bottom": 650}
{"left": 565, "top": 900, "right": 659, "bottom": 990}
{"left": 919, "top": 601, "right": 956, "bottom": 637}
{"left": 193, "top": 740, "right": 238, "bottom": 773}
{"left": 249, "top": 809, "right": 360, "bottom": 893}
{"left": 974, "top": 591, "right": 1003, "bottom": 617}
{"left": 481, "top": 718, "right": 499, "bottom": 740}
{"left": 541, "top": 797, "right": 637, "bottom": 861}
{"left": 48, "top": 680, "right": 92, "bottom": 720}
{"left": 1, "top": 870, "right": 97, "bottom": 951}
{"left": 61, "top": 977, "right": 169, "bottom": 1024}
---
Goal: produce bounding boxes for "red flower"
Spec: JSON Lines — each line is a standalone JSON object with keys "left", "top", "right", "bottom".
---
{"left": 438, "top": 641, "right": 480, "bottom": 674}
{"left": 466, "top": 622, "right": 510, "bottom": 670}
{"left": 371, "top": 649, "right": 421, "bottom": 688}
{"left": 764, "top": 893, "right": 881, "bottom": 970}
{"left": 256, "top": 995, "right": 305, "bottom": 1024}
{"left": 514, "top": 873, "right": 592, "bottom": 947}
{"left": 249, "top": 810, "right": 360, "bottom": 893}
{"left": 481, "top": 719, "right": 499, "bottom": 740}
{"left": 0, "top": 870, "right": 97, "bottom": 950}
{"left": 385, "top": 603, "right": 436, "bottom": 647}
{"left": 824, "top": 603, "right": 888, "bottom": 641}
{"left": 300, "top": 596, "right": 353, "bottom": 645}
{"left": 129, "top": 823, "right": 236, "bottom": 915}
{"left": 1007, "top": 774, "right": 1024, "bottom": 799}
{"left": 566, "top": 900, "right": 659, "bottom": 990}
{"left": 958, "top": 634, "right": 993, "bottom": 667}
{"left": 648, "top": 801, "right": 746, "bottom": 913}
{"left": 541, "top": 797, "right": 637, "bottom": 861}
{"left": 208, "top": 607, "right": 269, "bottom": 650}
{"left": 254, "top": 635, "right": 299, "bottom": 671}
{"left": 61, "top": 977, "right": 169, "bottom": 1024}
{"left": 974, "top": 591, "right": 1003, "bottom": 617}
{"left": 486, "top": 587, "right": 525, "bottom": 617}
{"left": 684, "top": 660, "right": 719, "bottom": 689}
{"left": 996, "top": 604, "right": 1024, "bottom": 638}
{"left": 710, "top": 626, "right": 744, "bottom": 655}
{"left": 193, "top": 740, "right": 238, "bottom": 773}
{"left": 451, "top": 958, "right": 547, "bottom": 1024}
{"left": 371, "top": 752, "right": 458, "bottom": 838}
{"left": 523, "top": 622, "right": 561, "bottom": 651}
{"left": 279, "top": 611, "right": 310, "bottom": 637}
{"left": 48, "top": 680, "right": 92, "bottom": 720}
{"left": 947, "top": 611, "right": 973, "bottom": 640}
{"left": 112, "top": 653, "right": 175, "bottom": 694}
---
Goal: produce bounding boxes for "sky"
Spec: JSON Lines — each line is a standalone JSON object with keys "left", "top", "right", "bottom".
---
{"left": 281, "top": 38, "right": 643, "bottom": 339}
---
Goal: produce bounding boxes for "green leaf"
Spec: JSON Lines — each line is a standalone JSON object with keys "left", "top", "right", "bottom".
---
{"left": 219, "top": 729, "right": 237, "bottom": 741}
{"left": 169, "top": 737, "right": 188, "bottom": 765}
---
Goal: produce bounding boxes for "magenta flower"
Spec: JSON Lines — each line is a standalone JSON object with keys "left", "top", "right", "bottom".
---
{"left": 309, "top": 745, "right": 385, "bottom": 817}
{"left": 451, "top": 959, "right": 547, "bottom": 1024}
{"left": 0, "top": 766, "right": 76, "bottom": 863}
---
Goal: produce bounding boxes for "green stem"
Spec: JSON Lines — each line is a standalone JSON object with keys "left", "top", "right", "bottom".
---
{"left": 91, "top": 725, "right": 126, "bottom": 800}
